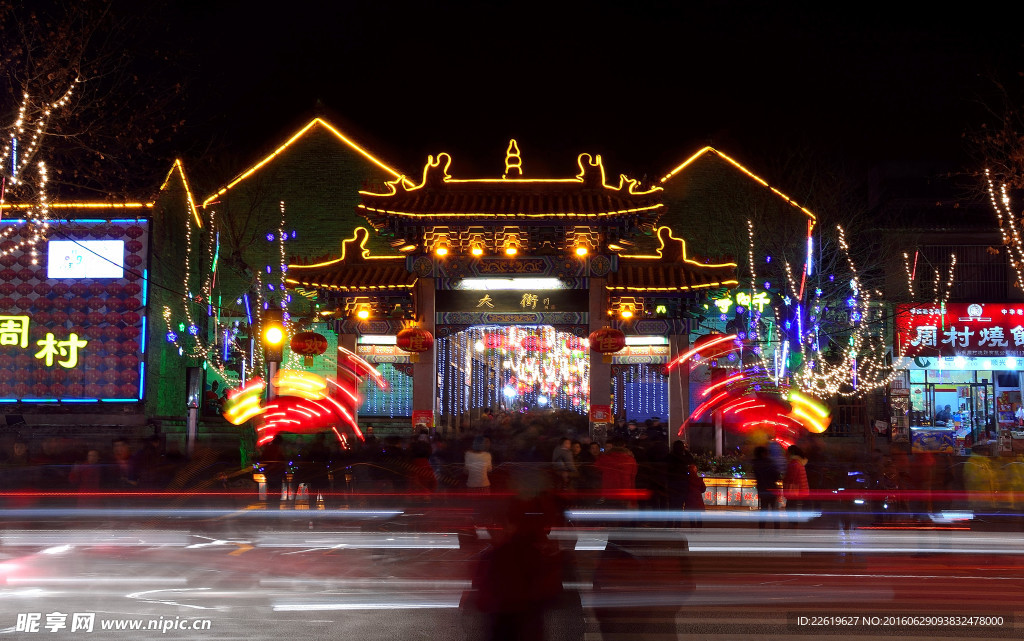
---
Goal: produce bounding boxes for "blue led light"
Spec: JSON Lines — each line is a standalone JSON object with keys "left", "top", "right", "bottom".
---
{"left": 166, "top": 331, "right": 177, "bottom": 342}
{"left": 265, "top": 266, "right": 272, "bottom": 274}
{"left": 291, "top": 230, "right": 297, "bottom": 239}
{"left": 268, "top": 284, "right": 275, "bottom": 291}
{"left": 266, "top": 233, "right": 275, "bottom": 241}
{"left": 736, "top": 306, "right": 745, "bottom": 314}
{"left": 283, "top": 312, "right": 290, "bottom": 321}
{"left": 188, "top": 324, "right": 199, "bottom": 336}
{"left": 719, "top": 313, "right": 728, "bottom": 322}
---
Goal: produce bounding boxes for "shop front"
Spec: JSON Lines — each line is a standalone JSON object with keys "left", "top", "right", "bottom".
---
{"left": 894, "top": 303, "right": 1023, "bottom": 454}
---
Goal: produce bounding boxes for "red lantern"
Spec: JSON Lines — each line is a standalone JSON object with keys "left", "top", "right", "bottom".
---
{"left": 290, "top": 331, "right": 328, "bottom": 356}
{"left": 120, "top": 383, "right": 138, "bottom": 398}
{"left": 51, "top": 383, "right": 66, "bottom": 398}
{"left": 103, "top": 383, "right": 120, "bottom": 398}
{"left": 693, "top": 333, "right": 736, "bottom": 362}
{"left": 118, "top": 368, "right": 137, "bottom": 383}
{"left": 105, "top": 312, "right": 122, "bottom": 326}
{"left": 124, "top": 283, "right": 142, "bottom": 296}
{"left": 70, "top": 283, "right": 89, "bottom": 296}
{"left": 0, "top": 283, "right": 14, "bottom": 296}
{"left": 15, "top": 297, "right": 33, "bottom": 310}
{"left": 106, "top": 283, "right": 123, "bottom": 297}
{"left": 88, "top": 297, "right": 106, "bottom": 310}
{"left": 121, "top": 326, "right": 140, "bottom": 340}
{"left": 105, "top": 298, "right": 122, "bottom": 311}
{"left": 121, "top": 312, "right": 141, "bottom": 325}
{"left": 32, "top": 383, "right": 48, "bottom": 397}
{"left": 16, "top": 282, "right": 34, "bottom": 296}
{"left": 52, "top": 283, "right": 70, "bottom": 297}
{"left": 120, "top": 354, "right": 139, "bottom": 369}
{"left": 33, "top": 311, "right": 50, "bottom": 325}
{"left": 85, "top": 384, "right": 103, "bottom": 398}
{"left": 0, "top": 268, "right": 16, "bottom": 281}
{"left": 125, "top": 225, "right": 144, "bottom": 239}
{"left": 69, "top": 311, "right": 86, "bottom": 324}
{"left": 67, "top": 383, "right": 84, "bottom": 397}
{"left": 125, "top": 254, "right": 144, "bottom": 267}
{"left": 104, "top": 339, "right": 122, "bottom": 355}
{"left": 107, "top": 225, "right": 124, "bottom": 237}
{"left": 12, "top": 368, "right": 30, "bottom": 382}
{"left": 0, "top": 297, "right": 15, "bottom": 310}
{"left": 17, "top": 253, "right": 35, "bottom": 267}
{"left": 588, "top": 327, "right": 626, "bottom": 353}
{"left": 85, "top": 355, "right": 104, "bottom": 369}
{"left": 0, "top": 355, "right": 12, "bottom": 369}
{"left": 123, "top": 297, "right": 140, "bottom": 310}
{"left": 87, "top": 312, "right": 105, "bottom": 325}
{"left": 89, "top": 283, "right": 106, "bottom": 296}
{"left": 14, "top": 383, "right": 29, "bottom": 398}
{"left": 17, "top": 268, "right": 34, "bottom": 281}
{"left": 396, "top": 327, "right": 434, "bottom": 353}
{"left": 90, "top": 225, "right": 108, "bottom": 238}
{"left": 33, "top": 282, "right": 51, "bottom": 296}
{"left": 0, "top": 255, "right": 14, "bottom": 267}
{"left": 126, "top": 240, "right": 143, "bottom": 253}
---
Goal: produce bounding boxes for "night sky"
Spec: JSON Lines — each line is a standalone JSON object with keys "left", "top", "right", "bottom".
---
{"left": 162, "top": 2, "right": 1023, "bottom": 185}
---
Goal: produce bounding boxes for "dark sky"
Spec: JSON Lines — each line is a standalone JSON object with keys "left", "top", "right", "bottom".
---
{"left": 165, "top": 1, "right": 1023, "bottom": 185}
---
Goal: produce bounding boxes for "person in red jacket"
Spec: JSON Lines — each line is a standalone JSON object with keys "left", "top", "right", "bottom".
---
{"left": 783, "top": 445, "right": 810, "bottom": 526}
{"left": 596, "top": 438, "right": 638, "bottom": 508}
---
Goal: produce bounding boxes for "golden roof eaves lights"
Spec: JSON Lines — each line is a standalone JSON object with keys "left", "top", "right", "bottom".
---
{"left": 158, "top": 158, "right": 202, "bottom": 228}
{"left": 659, "top": 146, "right": 817, "bottom": 225}
{"left": 202, "top": 118, "right": 413, "bottom": 208}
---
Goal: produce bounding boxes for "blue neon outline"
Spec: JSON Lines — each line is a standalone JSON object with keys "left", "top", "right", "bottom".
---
{"left": 140, "top": 316, "right": 147, "bottom": 354}
{"left": 142, "top": 269, "right": 148, "bottom": 306}
{"left": 101, "top": 398, "right": 138, "bottom": 402}
{"left": 138, "top": 362, "right": 145, "bottom": 399}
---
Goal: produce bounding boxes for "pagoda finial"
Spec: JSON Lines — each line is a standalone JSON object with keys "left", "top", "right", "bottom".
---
{"left": 503, "top": 139, "right": 522, "bottom": 178}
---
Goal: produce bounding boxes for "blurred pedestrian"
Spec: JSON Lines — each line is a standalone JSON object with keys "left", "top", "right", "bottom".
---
{"left": 466, "top": 436, "right": 493, "bottom": 492}
{"left": 259, "top": 434, "right": 289, "bottom": 510}
{"left": 551, "top": 437, "right": 576, "bottom": 490}
{"left": 596, "top": 438, "right": 638, "bottom": 509}
{"left": 784, "top": 445, "right": 810, "bottom": 526}
{"left": 298, "top": 432, "right": 332, "bottom": 510}
{"left": 751, "top": 446, "right": 781, "bottom": 529}
{"left": 68, "top": 449, "right": 104, "bottom": 507}
{"left": 685, "top": 463, "right": 706, "bottom": 527}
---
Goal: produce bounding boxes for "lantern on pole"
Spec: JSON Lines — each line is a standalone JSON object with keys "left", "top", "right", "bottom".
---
{"left": 589, "top": 327, "right": 626, "bottom": 363}
{"left": 396, "top": 326, "right": 434, "bottom": 363}
{"left": 291, "top": 331, "right": 329, "bottom": 366}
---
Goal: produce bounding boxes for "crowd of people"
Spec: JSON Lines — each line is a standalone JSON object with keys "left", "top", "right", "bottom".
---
{"left": 253, "top": 411, "right": 710, "bottom": 516}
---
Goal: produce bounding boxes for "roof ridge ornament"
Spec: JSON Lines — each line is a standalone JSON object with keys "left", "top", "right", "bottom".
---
{"left": 503, "top": 139, "right": 522, "bottom": 178}
{"left": 423, "top": 152, "right": 452, "bottom": 188}
{"left": 576, "top": 153, "right": 606, "bottom": 188}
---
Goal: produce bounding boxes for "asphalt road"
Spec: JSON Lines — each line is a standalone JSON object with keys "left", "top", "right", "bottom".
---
{"left": 0, "top": 508, "right": 1022, "bottom": 640}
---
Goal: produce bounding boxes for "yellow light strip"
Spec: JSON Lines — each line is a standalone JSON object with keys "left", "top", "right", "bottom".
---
{"left": 659, "top": 146, "right": 817, "bottom": 224}
{"left": 201, "top": 118, "right": 411, "bottom": 208}
{"left": 359, "top": 203, "right": 663, "bottom": 219}
{"left": 157, "top": 159, "right": 202, "bottom": 228}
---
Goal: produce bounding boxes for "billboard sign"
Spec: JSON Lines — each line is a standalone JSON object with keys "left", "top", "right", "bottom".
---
{"left": 0, "top": 219, "right": 148, "bottom": 402}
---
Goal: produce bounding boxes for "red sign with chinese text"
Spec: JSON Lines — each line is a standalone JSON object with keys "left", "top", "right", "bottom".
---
{"left": 412, "top": 410, "right": 434, "bottom": 428}
{"left": 589, "top": 405, "right": 612, "bottom": 423}
{"left": 895, "top": 303, "right": 1024, "bottom": 358}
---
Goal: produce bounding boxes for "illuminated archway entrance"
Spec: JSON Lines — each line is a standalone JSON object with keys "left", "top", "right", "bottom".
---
{"left": 436, "top": 325, "right": 590, "bottom": 427}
